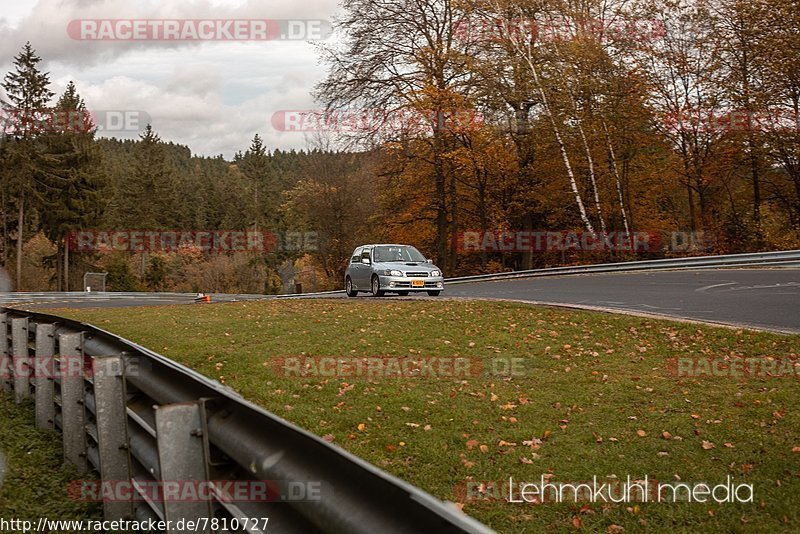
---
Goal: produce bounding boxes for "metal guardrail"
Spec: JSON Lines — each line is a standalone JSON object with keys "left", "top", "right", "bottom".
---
{"left": 445, "top": 249, "right": 800, "bottom": 284}
{"left": 0, "top": 308, "right": 493, "bottom": 534}
{"left": 270, "top": 249, "right": 800, "bottom": 295}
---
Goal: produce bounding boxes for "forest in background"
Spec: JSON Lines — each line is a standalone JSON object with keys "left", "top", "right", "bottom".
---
{"left": 1, "top": 0, "right": 799, "bottom": 293}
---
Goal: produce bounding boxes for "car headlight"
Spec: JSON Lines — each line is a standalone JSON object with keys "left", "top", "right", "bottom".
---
{"left": 384, "top": 269, "right": 403, "bottom": 277}
{"left": 430, "top": 270, "right": 441, "bottom": 277}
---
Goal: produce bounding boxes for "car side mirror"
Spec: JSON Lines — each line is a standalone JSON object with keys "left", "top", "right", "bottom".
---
{"left": 425, "top": 258, "right": 433, "bottom": 263}
{"left": 362, "top": 258, "right": 371, "bottom": 265}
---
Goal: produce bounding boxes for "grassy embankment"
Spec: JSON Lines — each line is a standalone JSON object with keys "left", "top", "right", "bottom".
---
{"left": 59, "top": 300, "right": 800, "bottom": 533}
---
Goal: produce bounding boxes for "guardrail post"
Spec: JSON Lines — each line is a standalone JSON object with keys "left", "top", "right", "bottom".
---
{"left": 35, "top": 323, "right": 56, "bottom": 429}
{"left": 11, "top": 317, "right": 30, "bottom": 403}
{"left": 60, "top": 332, "right": 88, "bottom": 473}
{"left": 92, "top": 355, "right": 134, "bottom": 520}
{"left": 0, "top": 312, "right": 9, "bottom": 392}
{"left": 155, "top": 402, "right": 211, "bottom": 532}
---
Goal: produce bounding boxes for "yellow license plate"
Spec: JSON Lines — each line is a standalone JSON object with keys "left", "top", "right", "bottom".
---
{"left": 412, "top": 279, "right": 425, "bottom": 287}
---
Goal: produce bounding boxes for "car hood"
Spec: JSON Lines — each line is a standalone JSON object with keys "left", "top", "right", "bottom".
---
{"left": 374, "top": 261, "right": 442, "bottom": 273}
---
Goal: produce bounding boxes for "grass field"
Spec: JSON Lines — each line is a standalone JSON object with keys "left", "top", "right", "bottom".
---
{"left": 0, "top": 395, "right": 101, "bottom": 522}
{"left": 58, "top": 299, "right": 800, "bottom": 533}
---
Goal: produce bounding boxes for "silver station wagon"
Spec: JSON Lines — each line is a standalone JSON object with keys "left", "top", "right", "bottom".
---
{"left": 345, "top": 244, "right": 444, "bottom": 297}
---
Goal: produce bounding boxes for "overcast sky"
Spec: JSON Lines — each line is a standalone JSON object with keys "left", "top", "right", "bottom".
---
{"left": 0, "top": 0, "right": 342, "bottom": 158}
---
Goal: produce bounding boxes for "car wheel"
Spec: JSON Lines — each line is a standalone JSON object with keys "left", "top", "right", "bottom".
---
{"left": 345, "top": 277, "right": 358, "bottom": 297}
{"left": 371, "top": 275, "right": 385, "bottom": 297}
{"left": 427, "top": 290, "right": 441, "bottom": 296}
{"left": 397, "top": 291, "right": 409, "bottom": 296}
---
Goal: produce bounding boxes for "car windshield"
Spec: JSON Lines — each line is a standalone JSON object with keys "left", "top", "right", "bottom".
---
{"left": 373, "top": 245, "right": 426, "bottom": 263}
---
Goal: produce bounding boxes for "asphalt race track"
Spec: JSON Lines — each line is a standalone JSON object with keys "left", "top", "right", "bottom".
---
{"left": 2, "top": 268, "right": 798, "bottom": 333}
{"left": 444, "top": 268, "right": 800, "bottom": 333}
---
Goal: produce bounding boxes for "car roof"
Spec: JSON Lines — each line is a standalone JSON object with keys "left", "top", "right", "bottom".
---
{"left": 358, "top": 244, "right": 415, "bottom": 248}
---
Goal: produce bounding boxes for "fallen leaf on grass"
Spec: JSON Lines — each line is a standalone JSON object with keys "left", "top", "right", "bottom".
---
{"left": 637, "top": 430, "right": 647, "bottom": 437}
{"left": 702, "top": 440, "right": 715, "bottom": 450}
{"left": 523, "top": 437, "right": 542, "bottom": 450}
{"left": 461, "top": 458, "right": 475, "bottom": 468}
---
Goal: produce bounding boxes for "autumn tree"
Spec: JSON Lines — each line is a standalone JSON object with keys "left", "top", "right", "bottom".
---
{"left": 315, "top": 0, "right": 478, "bottom": 268}
{"left": 283, "top": 148, "right": 378, "bottom": 281}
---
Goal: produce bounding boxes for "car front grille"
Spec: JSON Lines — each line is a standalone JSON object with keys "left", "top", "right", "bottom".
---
{"left": 392, "top": 281, "right": 440, "bottom": 289}
{"left": 405, "top": 272, "right": 429, "bottom": 277}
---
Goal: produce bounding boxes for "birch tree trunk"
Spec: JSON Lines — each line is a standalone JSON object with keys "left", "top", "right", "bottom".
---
{"left": 492, "top": 4, "right": 595, "bottom": 232}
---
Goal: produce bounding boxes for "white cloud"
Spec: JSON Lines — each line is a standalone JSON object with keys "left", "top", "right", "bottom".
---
{"left": 1, "top": 0, "right": 343, "bottom": 157}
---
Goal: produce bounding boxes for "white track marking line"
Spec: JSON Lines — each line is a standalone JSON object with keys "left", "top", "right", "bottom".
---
{"left": 696, "top": 282, "right": 737, "bottom": 292}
